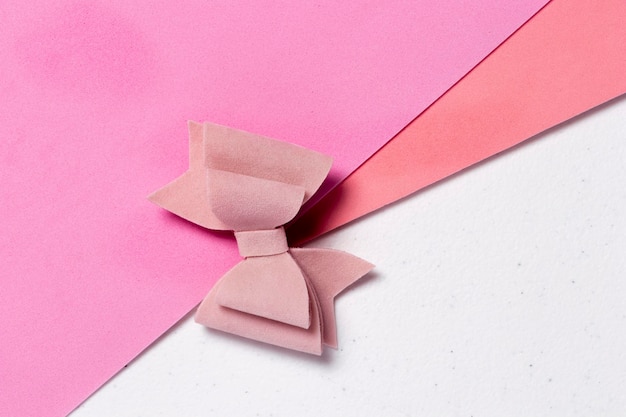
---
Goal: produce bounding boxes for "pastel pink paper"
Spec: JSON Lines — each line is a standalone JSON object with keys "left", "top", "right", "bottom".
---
{"left": 0, "top": 0, "right": 547, "bottom": 416}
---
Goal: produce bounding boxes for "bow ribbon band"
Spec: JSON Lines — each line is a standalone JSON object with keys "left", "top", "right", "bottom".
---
{"left": 149, "top": 121, "right": 373, "bottom": 355}
{"left": 234, "top": 228, "right": 289, "bottom": 258}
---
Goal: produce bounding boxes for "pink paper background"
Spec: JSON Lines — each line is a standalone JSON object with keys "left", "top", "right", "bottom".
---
{"left": 290, "top": 0, "right": 626, "bottom": 243}
{"left": 0, "top": 1, "right": 546, "bottom": 416}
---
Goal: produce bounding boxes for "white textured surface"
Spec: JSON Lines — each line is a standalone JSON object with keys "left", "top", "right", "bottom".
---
{"left": 72, "top": 96, "right": 626, "bottom": 417}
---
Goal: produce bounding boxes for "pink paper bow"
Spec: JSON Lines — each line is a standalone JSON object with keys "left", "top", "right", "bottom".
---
{"left": 149, "top": 122, "right": 373, "bottom": 354}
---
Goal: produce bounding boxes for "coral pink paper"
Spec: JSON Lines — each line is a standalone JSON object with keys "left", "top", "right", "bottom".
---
{"left": 290, "top": 0, "right": 626, "bottom": 243}
{"left": 0, "top": 1, "right": 547, "bottom": 416}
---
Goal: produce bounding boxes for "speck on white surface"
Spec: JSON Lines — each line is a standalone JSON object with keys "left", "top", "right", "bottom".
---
{"left": 72, "top": 96, "right": 626, "bottom": 417}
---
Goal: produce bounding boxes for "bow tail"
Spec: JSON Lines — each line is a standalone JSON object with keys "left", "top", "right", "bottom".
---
{"left": 290, "top": 248, "right": 374, "bottom": 349}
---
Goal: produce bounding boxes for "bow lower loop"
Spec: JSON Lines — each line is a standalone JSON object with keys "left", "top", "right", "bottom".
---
{"left": 196, "top": 275, "right": 324, "bottom": 355}
{"left": 214, "top": 252, "right": 311, "bottom": 329}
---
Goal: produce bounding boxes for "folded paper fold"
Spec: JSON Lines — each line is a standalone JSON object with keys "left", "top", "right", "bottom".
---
{"left": 207, "top": 169, "right": 305, "bottom": 231}
{"left": 150, "top": 121, "right": 373, "bottom": 354}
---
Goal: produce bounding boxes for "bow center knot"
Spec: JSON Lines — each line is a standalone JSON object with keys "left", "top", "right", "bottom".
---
{"left": 234, "top": 227, "right": 289, "bottom": 258}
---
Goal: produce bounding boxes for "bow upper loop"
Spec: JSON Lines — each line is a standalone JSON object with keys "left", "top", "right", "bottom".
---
{"left": 207, "top": 169, "right": 305, "bottom": 231}
{"left": 149, "top": 121, "right": 332, "bottom": 231}
{"left": 203, "top": 122, "right": 332, "bottom": 204}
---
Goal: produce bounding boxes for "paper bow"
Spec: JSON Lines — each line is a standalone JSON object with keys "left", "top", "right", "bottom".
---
{"left": 149, "top": 122, "right": 373, "bottom": 354}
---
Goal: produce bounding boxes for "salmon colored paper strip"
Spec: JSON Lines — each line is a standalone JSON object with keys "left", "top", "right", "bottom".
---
{"left": 289, "top": 0, "right": 626, "bottom": 244}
